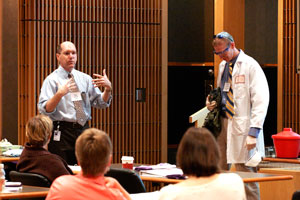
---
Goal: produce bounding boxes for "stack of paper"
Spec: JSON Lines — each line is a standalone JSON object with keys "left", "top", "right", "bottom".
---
{"left": 134, "top": 163, "right": 176, "bottom": 171}
{"left": 2, "top": 149, "right": 23, "bottom": 157}
{"left": 2, "top": 182, "right": 23, "bottom": 193}
{"left": 135, "top": 163, "right": 184, "bottom": 178}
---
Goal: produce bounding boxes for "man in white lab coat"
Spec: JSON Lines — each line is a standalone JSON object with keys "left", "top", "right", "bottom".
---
{"left": 206, "top": 31, "right": 269, "bottom": 200}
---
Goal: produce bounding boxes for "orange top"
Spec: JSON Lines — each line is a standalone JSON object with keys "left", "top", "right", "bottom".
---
{"left": 46, "top": 172, "right": 126, "bottom": 200}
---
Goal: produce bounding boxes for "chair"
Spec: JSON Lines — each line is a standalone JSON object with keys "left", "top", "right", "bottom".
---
{"left": 9, "top": 170, "right": 51, "bottom": 187}
{"left": 292, "top": 190, "right": 300, "bottom": 200}
{"left": 105, "top": 167, "right": 146, "bottom": 194}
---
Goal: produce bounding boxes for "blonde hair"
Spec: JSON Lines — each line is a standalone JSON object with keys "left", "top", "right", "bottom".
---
{"left": 75, "top": 128, "right": 112, "bottom": 177}
{"left": 26, "top": 114, "right": 53, "bottom": 146}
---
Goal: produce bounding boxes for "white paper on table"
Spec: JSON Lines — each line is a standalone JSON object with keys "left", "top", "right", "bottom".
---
{"left": 150, "top": 163, "right": 176, "bottom": 170}
{"left": 139, "top": 168, "right": 183, "bottom": 177}
{"left": 68, "top": 165, "right": 81, "bottom": 173}
{"left": 2, "top": 149, "right": 23, "bottom": 157}
{"left": 2, "top": 186, "right": 23, "bottom": 193}
{"left": 134, "top": 163, "right": 176, "bottom": 171}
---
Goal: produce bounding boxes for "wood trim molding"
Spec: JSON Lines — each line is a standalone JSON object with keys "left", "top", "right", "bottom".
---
{"left": 277, "top": 0, "right": 283, "bottom": 132}
{"left": 161, "top": 0, "right": 168, "bottom": 162}
{"left": 168, "top": 62, "right": 214, "bottom": 67}
{"left": 261, "top": 64, "right": 278, "bottom": 68}
{"left": 168, "top": 62, "right": 276, "bottom": 68}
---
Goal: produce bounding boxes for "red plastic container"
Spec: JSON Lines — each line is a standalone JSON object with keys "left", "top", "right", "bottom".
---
{"left": 272, "top": 128, "right": 300, "bottom": 158}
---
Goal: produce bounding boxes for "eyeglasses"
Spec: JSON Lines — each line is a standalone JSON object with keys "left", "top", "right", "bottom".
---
{"left": 213, "top": 34, "right": 226, "bottom": 39}
{"left": 213, "top": 45, "right": 230, "bottom": 55}
{"left": 213, "top": 32, "right": 234, "bottom": 42}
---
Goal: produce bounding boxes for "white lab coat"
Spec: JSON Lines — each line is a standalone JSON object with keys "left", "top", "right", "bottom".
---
{"left": 217, "top": 50, "right": 269, "bottom": 163}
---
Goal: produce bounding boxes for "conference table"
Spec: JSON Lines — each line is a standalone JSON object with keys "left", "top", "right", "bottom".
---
{"left": 0, "top": 156, "right": 295, "bottom": 184}
{"left": 0, "top": 156, "right": 19, "bottom": 163}
{"left": 70, "top": 164, "right": 293, "bottom": 184}
{"left": 140, "top": 170, "right": 293, "bottom": 184}
{"left": 0, "top": 156, "right": 49, "bottom": 199}
{"left": 258, "top": 158, "right": 300, "bottom": 200}
{"left": 0, "top": 185, "right": 49, "bottom": 199}
{"left": 0, "top": 161, "right": 294, "bottom": 199}
{"left": 263, "top": 157, "right": 300, "bottom": 164}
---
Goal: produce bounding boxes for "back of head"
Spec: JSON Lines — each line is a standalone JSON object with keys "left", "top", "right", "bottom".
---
{"left": 75, "top": 128, "right": 112, "bottom": 177}
{"left": 26, "top": 114, "right": 53, "bottom": 147}
{"left": 177, "top": 127, "right": 220, "bottom": 177}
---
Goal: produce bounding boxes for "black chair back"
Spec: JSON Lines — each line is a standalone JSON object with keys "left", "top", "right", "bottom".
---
{"left": 9, "top": 170, "right": 51, "bottom": 187}
{"left": 293, "top": 190, "right": 300, "bottom": 200}
{"left": 105, "top": 168, "right": 146, "bottom": 194}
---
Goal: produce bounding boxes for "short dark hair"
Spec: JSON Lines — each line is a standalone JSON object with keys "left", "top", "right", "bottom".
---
{"left": 56, "top": 43, "right": 62, "bottom": 54}
{"left": 75, "top": 128, "right": 112, "bottom": 177}
{"left": 177, "top": 127, "right": 220, "bottom": 177}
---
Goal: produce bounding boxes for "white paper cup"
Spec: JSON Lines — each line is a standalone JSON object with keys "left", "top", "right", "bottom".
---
{"left": 121, "top": 156, "right": 134, "bottom": 169}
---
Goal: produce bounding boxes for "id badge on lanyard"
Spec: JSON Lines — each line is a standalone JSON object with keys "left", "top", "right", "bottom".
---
{"left": 53, "top": 125, "right": 61, "bottom": 141}
{"left": 70, "top": 92, "right": 82, "bottom": 101}
{"left": 223, "top": 82, "right": 231, "bottom": 92}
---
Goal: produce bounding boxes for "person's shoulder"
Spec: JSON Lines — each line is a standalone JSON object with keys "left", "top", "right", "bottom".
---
{"left": 46, "top": 152, "right": 70, "bottom": 166}
{"left": 160, "top": 184, "right": 178, "bottom": 193}
{"left": 49, "top": 174, "right": 75, "bottom": 196}
{"left": 219, "top": 172, "right": 241, "bottom": 178}
{"left": 218, "top": 173, "right": 243, "bottom": 184}
{"left": 159, "top": 184, "right": 185, "bottom": 200}
{"left": 52, "top": 174, "right": 75, "bottom": 185}
{"left": 219, "top": 60, "right": 226, "bottom": 66}
{"left": 44, "top": 68, "right": 60, "bottom": 80}
{"left": 239, "top": 51, "right": 260, "bottom": 65}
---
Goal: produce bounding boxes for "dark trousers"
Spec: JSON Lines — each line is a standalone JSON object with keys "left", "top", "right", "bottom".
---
{"left": 48, "top": 121, "right": 89, "bottom": 165}
{"left": 217, "top": 117, "right": 229, "bottom": 170}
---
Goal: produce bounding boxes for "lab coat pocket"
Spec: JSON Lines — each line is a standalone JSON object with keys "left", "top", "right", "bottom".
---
{"left": 232, "top": 117, "right": 249, "bottom": 136}
{"left": 234, "top": 84, "right": 246, "bottom": 99}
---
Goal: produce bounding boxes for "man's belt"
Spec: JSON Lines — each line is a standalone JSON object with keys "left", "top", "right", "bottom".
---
{"left": 53, "top": 121, "right": 88, "bottom": 128}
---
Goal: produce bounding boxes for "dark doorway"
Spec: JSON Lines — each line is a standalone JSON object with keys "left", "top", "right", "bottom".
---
{"left": 168, "top": 66, "right": 214, "bottom": 163}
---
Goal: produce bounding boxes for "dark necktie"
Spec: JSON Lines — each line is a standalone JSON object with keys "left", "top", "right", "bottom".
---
{"left": 225, "top": 63, "right": 235, "bottom": 119}
{"left": 68, "top": 74, "right": 87, "bottom": 126}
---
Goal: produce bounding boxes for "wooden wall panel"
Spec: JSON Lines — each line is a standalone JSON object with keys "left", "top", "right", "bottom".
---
{"left": 214, "top": 0, "right": 245, "bottom": 86}
{"left": 0, "top": 0, "right": 2, "bottom": 139}
{"left": 19, "top": 0, "right": 166, "bottom": 165}
{"left": 278, "top": 0, "right": 300, "bottom": 133}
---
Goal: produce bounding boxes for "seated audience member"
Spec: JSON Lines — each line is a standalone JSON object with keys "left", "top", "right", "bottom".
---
{"left": 17, "top": 114, "right": 73, "bottom": 183}
{"left": 46, "top": 128, "right": 131, "bottom": 200}
{"left": 159, "top": 127, "right": 246, "bottom": 200}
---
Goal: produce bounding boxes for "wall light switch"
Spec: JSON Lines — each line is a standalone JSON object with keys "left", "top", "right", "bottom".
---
{"left": 135, "top": 88, "right": 146, "bottom": 102}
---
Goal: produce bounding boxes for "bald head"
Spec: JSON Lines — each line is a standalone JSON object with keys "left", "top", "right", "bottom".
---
{"left": 56, "top": 41, "right": 77, "bottom": 72}
{"left": 57, "top": 41, "right": 75, "bottom": 54}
